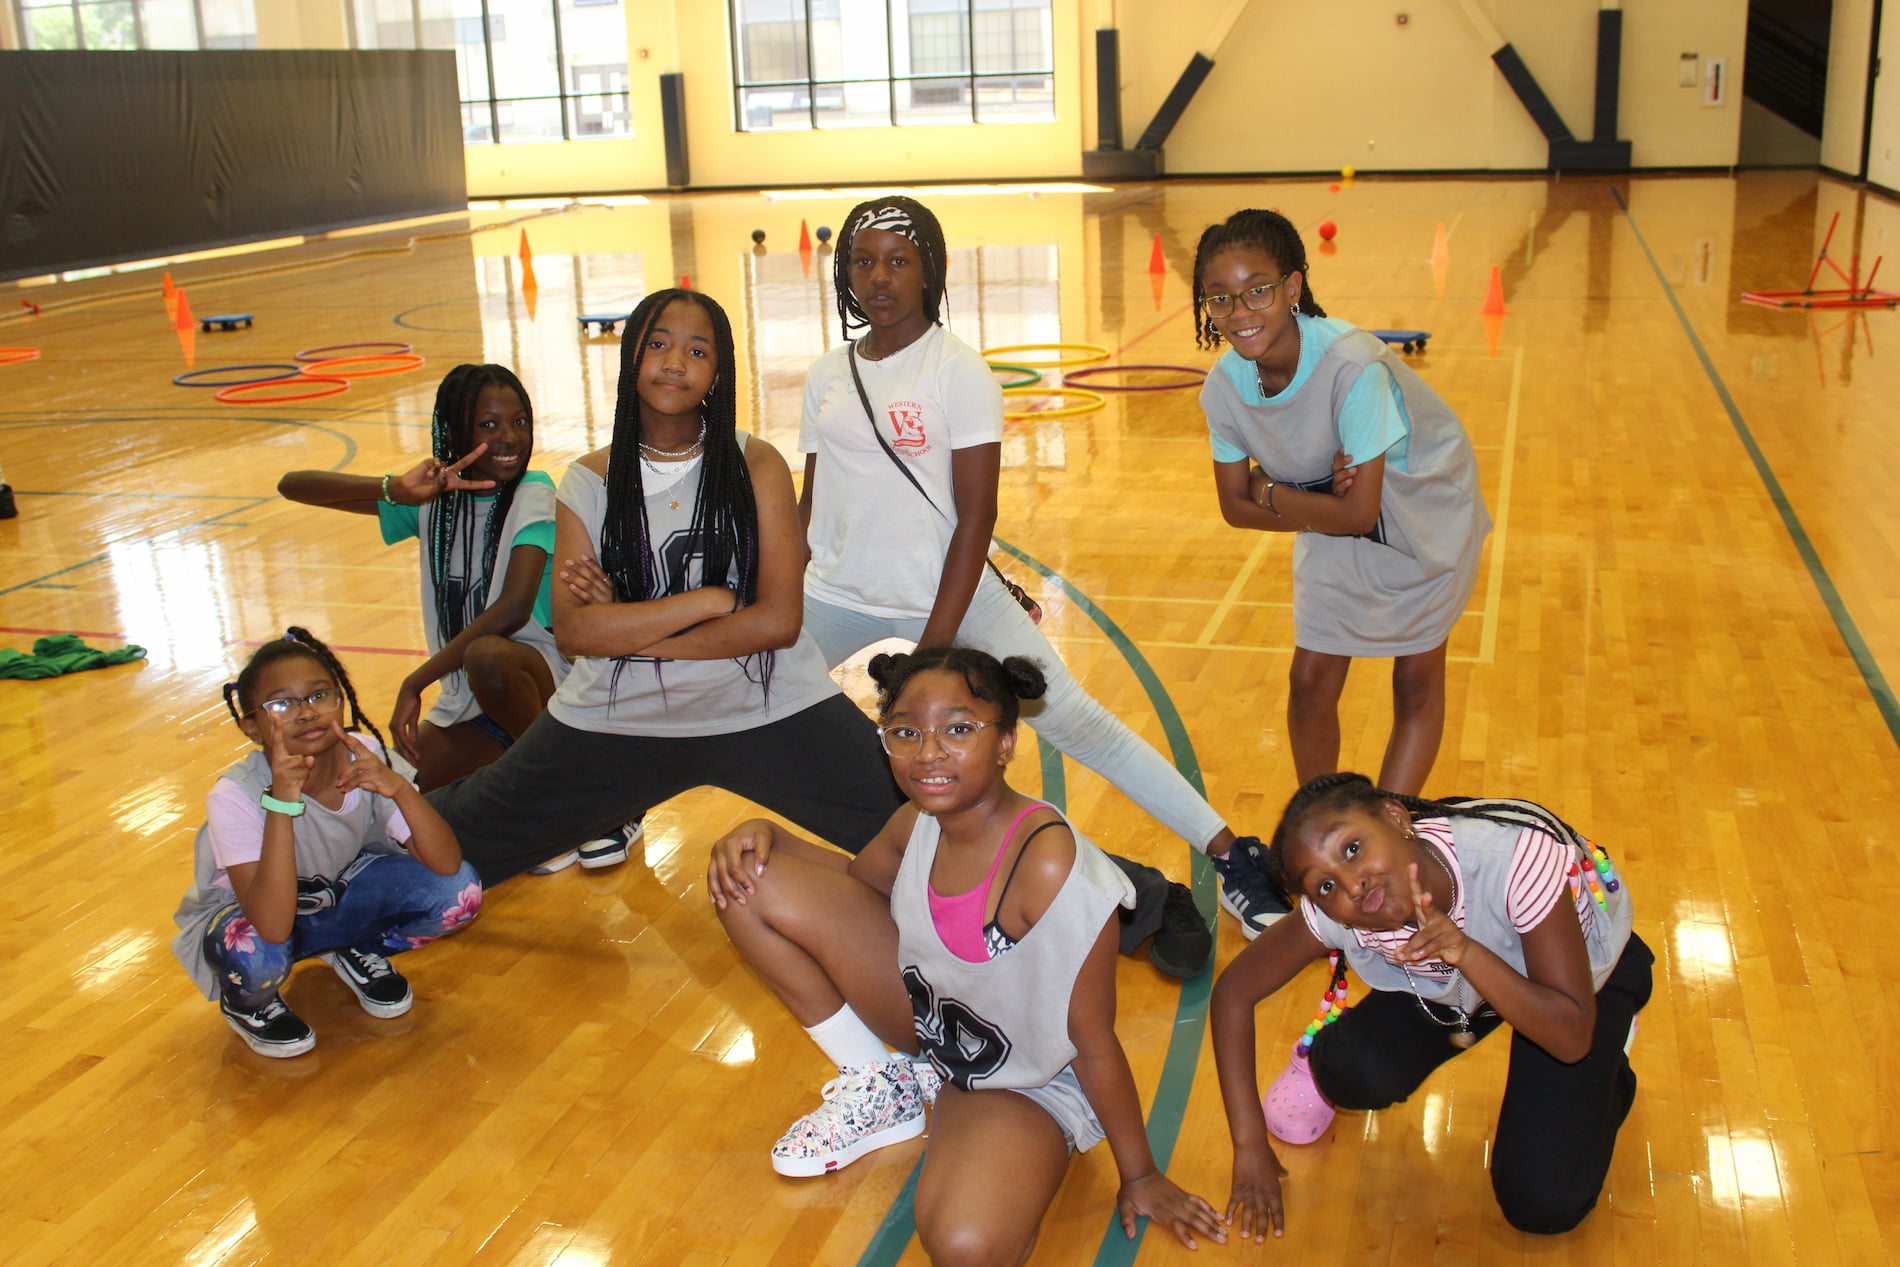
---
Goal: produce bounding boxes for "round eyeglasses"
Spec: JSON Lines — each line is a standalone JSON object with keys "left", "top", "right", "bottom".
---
{"left": 251, "top": 688, "right": 342, "bottom": 721}
{"left": 1204, "top": 273, "right": 1291, "bottom": 317}
{"left": 877, "top": 719, "right": 998, "bottom": 757}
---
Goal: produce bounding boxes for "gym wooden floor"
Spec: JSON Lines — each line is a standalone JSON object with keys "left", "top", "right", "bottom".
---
{"left": 3, "top": 170, "right": 1898, "bottom": 1265}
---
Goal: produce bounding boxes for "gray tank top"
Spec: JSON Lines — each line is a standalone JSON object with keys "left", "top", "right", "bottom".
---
{"left": 892, "top": 807, "right": 1136, "bottom": 1092}
{"left": 1304, "top": 802, "right": 1634, "bottom": 1016}
{"left": 170, "top": 746, "right": 406, "bottom": 999}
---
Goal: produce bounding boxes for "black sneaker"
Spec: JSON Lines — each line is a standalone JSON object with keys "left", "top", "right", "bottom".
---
{"left": 1211, "top": 836, "right": 1292, "bottom": 940}
{"left": 322, "top": 946, "right": 413, "bottom": 1018}
{"left": 220, "top": 993, "right": 316, "bottom": 1058}
{"left": 577, "top": 821, "right": 643, "bottom": 869}
{"left": 1148, "top": 882, "right": 1214, "bottom": 978}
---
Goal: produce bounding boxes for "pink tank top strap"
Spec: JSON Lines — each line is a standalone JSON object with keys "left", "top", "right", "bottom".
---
{"left": 928, "top": 802, "right": 1052, "bottom": 964}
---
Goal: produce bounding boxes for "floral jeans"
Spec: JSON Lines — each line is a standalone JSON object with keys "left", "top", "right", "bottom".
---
{"left": 203, "top": 852, "right": 482, "bottom": 1008}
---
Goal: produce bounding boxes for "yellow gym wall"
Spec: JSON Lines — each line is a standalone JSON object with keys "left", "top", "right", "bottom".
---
{"left": 249, "top": 0, "right": 1752, "bottom": 197}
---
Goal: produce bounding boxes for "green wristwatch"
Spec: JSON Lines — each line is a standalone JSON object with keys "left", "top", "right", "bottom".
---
{"left": 260, "top": 791, "right": 306, "bottom": 818}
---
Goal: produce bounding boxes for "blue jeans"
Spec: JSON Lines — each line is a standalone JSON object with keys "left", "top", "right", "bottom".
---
{"left": 202, "top": 852, "right": 482, "bottom": 1008}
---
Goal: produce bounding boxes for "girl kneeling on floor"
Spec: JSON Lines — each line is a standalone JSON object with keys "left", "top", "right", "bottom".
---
{"left": 709, "top": 646, "right": 1223, "bottom": 1260}
{"left": 171, "top": 627, "right": 482, "bottom": 1058}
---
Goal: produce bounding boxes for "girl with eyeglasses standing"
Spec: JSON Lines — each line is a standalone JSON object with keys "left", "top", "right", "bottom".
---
{"left": 1193, "top": 209, "right": 1491, "bottom": 797}
{"left": 171, "top": 627, "right": 481, "bottom": 1058}
{"left": 708, "top": 646, "right": 1225, "bottom": 1258}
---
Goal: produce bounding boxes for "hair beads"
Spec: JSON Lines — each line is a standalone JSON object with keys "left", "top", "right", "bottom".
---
{"left": 1567, "top": 839, "right": 1621, "bottom": 911}
{"left": 1298, "top": 950, "right": 1351, "bottom": 1056}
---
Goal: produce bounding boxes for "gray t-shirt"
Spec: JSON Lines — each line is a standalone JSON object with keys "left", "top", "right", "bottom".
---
{"left": 545, "top": 440, "right": 840, "bottom": 737}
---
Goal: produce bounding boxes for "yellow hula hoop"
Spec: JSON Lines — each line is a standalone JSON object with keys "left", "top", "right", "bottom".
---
{"left": 981, "top": 342, "right": 1111, "bottom": 369}
{"left": 1002, "top": 386, "right": 1107, "bottom": 420}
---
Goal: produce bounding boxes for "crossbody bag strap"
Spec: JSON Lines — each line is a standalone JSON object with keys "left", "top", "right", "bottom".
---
{"left": 847, "top": 341, "right": 950, "bottom": 523}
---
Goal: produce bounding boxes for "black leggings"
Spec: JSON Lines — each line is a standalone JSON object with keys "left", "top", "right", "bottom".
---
{"left": 426, "top": 694, "right": 903, "bottom": 885}
{"left": 1309, "top": 935, "right": 1655, "bottom": 1234}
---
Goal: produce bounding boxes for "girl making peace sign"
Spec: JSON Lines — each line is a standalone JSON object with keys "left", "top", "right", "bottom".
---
{"left": 171, "top": 628, "right": 483, "bottom": 1058}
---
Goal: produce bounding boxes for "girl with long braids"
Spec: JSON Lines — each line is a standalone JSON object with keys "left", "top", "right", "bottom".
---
{"left": 1193, "top": 209, "right": 1491, "bottom": 796}
{"left": 799, "top": 195, "right": 1286, "bottom": 955}
{"left": 1209, "top": 772, "right": 1652, "bottom": 1238}
{"left": 171, "top": 627, "right": 480, "bottom": 1058}
{"left": 422, "top": 289, "right": 898, "bottom": 889}
{"left": 277, "top": 365, "right": 569, "bottom": 795}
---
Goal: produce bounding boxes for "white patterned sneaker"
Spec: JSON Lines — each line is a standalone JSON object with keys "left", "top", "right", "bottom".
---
{"left": 910, "top": 1057, "right": 944, "bottom": 1107}
{"left": 770, "top": 1059, "right": 926, "bottom": 1177}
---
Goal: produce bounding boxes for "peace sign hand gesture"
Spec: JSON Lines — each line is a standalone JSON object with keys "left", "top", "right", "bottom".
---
{"left": 260, "top": 707, "right": 316, "bottom": 804}
{"left": 331, "top": 724, "right": 408, "bottom": 799}
{"left": 1398, "top": 861, "right": 1472, "bottom": 967}
{"left": 390, "top": 445, "right": 498, "bottom": 505}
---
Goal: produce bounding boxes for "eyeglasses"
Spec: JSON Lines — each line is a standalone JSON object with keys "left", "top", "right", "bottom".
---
{"left": 877, "top": 719, "right": 998, "bottom": 757}
{"left": 250, "top": 688, "right": 342, "bottom": 720}
{"left": 1204, "top": 273, "right": 1291, "bottom": 317}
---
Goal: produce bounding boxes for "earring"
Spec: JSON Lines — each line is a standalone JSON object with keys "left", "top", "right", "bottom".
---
{"left": 1403, "top": 825, "right": 1416, "bottom": 840}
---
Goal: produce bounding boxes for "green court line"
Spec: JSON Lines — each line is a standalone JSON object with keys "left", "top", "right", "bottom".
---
{"left": 1614, "top": 188, "right": 1900, "bottom": 745}
{"left": 852, "top": 541, "right": 1216, "bottom": 1266}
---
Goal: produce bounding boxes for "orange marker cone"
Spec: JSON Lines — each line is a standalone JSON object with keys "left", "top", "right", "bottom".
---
{"left": 799, "top": 219, "right": 812, "bottom": 252}
{"left": 518, "top": 229, "right": 533, "bottom": 265}
{"left": 173, "top": 287, "right": 194, "bottom": 331}
{"left": 681, "top": 275, "right": 692, "bottom": 290}
{"left": 519, "top": 230, "right": 538, "bottom": 291}
{"left": 1480, "top": 265, "right": 1508, "bottom": 315}
{"left": 162, "top": 271, "right": 176, "bottom": 298}
{"left": 1148, "top": 232, "right": 1166, "bottom": 275}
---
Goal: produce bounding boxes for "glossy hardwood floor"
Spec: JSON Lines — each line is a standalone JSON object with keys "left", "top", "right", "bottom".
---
{"left": 3, "top": 170, "right": 1897, "bottom": 1265}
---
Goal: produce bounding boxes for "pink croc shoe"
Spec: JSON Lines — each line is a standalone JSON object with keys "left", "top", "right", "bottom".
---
{"left": 1262, "top": 1041, "right": 1335, "bottom": 1145}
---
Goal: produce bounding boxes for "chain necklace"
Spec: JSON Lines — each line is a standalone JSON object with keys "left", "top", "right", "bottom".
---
{"left": 639, "top": 421, "right": 707, "bottom": 507}
{"left": 1255, "top": 304, "right": 1303, "bottom": 397}
{"left": 1398, "top": 834, "right": 1486, "bottom": 1050}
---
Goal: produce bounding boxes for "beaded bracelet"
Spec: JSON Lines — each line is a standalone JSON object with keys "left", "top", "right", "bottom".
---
{"left": 380, "top": 473, "right": 395, "bottom": 505}
{"left": 1296, "top": 950, "right": 1351, "bottom": 1056}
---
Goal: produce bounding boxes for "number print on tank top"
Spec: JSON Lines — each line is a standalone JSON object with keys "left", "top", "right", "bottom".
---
{"left": 904, "top": 967, "right": 1012, "bottom": 1089}
{"left": 621, "top": 527, "right": 718, "bottom": 667}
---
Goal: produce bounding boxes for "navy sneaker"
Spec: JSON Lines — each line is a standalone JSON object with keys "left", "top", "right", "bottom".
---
{"left": 577, "top": 822, "right": 644, "bottom": 869}
{"left": 1211, "top": 836, "right": 1292, "bottom": 939}
{"left": 220, "top": 993, "right": 316, "bottom": 1058}
{"left": 322, "top": 946, "right": 413, "bottom": 1018}
{"left": 1148, "top": 882, "right": 1214, "bottom": 977}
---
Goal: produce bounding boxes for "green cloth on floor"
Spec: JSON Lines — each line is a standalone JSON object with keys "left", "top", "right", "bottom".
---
{"left": 0, "top": 635, "right": 147, "bottom": 679}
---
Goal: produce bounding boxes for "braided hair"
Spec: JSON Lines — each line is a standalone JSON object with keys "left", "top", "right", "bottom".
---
{"left": 1264, "top": 771, "right": 1588, "bottom": 897}
{"left": 868, "top": 645, "right": 1047, "bottom": 729}
{"left": 426, "top": 363, "right": 533, "bottom": 647}
{"left": 832, "top": 195, "right": 950, "bottom": 338}
{"left": 599, "top": 287, "right": 770, "bottom": 688}
{"left": 1190, "top": 208, "right": 1328, "bottom": 351}
{"left": 222, "top": 626, "right": 386, "bottom": 754}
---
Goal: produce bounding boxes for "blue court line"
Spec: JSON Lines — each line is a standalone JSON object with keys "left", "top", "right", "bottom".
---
{"left": 1613, "top": 188, "right": 1900, "bottom": 745}
{"left": 854, "top": 541, "right": 1215, "bottom": 1267}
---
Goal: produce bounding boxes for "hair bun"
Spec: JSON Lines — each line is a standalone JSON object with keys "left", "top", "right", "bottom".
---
{"left": 1000, "top": 655, "right": 1047, "bottom": 701}
{"left": 867, "top": 651, "right": 911, "bottom": 691}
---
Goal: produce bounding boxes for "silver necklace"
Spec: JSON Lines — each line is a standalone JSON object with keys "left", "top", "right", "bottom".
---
{"left": 1398, "top": 835, "right": 1485, "bottom": 1049}
{"left": 639, "top": 421, "right": 706, "bottom": 508}
{"left": 1255, "top": 305, "right": 1302, "bottom": 395}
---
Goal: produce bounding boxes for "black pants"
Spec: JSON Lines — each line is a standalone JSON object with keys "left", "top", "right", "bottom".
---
{"left": 1309, "top": 934, "right": 1655, "bottom": 1234}
{"left": 426, "top": 694, "right": 903, "bottom": 885}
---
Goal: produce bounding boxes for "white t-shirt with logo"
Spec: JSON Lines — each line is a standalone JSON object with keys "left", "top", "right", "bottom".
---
{"left": 800, "top": 323, "right": 1004, "bottom": 618}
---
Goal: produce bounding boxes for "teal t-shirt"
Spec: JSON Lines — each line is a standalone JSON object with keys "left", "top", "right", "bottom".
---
{"left": 1207, "top": 315, "right": 1411, "bottom": 473}
{"left": 377, "top": 471, "right": 556, "bottom": 628}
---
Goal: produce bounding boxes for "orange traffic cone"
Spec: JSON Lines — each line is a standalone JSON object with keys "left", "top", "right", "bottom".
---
{"left": 173, "top": 287, "right": 194, "bottom": 331}
{"left": 1480, "top": 265, "right": 1508, "bottom": 315}
{"left": 799, "top": 219, "right": 812, "bottom": 252}
{"left": 1148, "top": 232, "right": 1166, "bottom": 275}
{"left": 162, "top": 271, "right": 176, "bottom": 298}
{"left": 681, "top": 275, "right": 692, "bottom": 290}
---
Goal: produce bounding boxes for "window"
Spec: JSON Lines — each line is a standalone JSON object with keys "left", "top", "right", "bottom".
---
{"left": 15, "top": 0, "right": 256, "bottom": 49}
{"left": 350, "top": 0, "right": 630, "bottom": 145}
{"left": 731, "top": 0, "right": 1053, "bottom": 132}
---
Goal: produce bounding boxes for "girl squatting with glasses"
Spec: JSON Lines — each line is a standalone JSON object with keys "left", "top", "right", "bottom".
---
{"left": 1210, "top": 773, "right": 1653, "bottom": 1238}
{"left": 171, "top": 628, "right": 481, "bottom": 1058}
{"left": 1193, "top": 209, "right": 1491, "bottom": 797}
{"left": 800, "top": 196, "right": 1287, "bottom": 945}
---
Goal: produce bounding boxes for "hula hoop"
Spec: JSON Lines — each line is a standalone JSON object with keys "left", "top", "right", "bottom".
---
{"left": 981, "top": 342, "right": 1111, "bottom": 369}
{"left": 1062, "top": 363, "right": 1208, "bottom": 392}
{"left": 295, "top": 341, "right": 415, "bottom": 362}
{"left": 988, "top": 362, "right": 1042, "bottom": 389}
{"left": 0, "top": 347, "right": 40, "bottom": 366}
{"left": 1002, "top": 386, "right": 1107, "bottom": 420}
{"left": 298, "top": 353, "right": 427, "bottom": 379}
{"left": 174, "top": 363, "right": 303, "bottom": 388}
{"left": 216, "top": 375, "right": 351, "bottom": 404}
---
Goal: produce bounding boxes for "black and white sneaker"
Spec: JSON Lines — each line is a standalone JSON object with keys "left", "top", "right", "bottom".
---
{"left": 321, "top": 946, "right": 413, "bottom": 1018}
{"left": 1211, "top": 836, "right": 1292, "bottom": 939}
{"left": 220, "top": 993, "right": 316, "bottom": 1058}
{"left": 1148, "top": 881, "right": 1214, "bottom": 977}
{"left": 577, "top": 822, "right": 643, "bottom": 869}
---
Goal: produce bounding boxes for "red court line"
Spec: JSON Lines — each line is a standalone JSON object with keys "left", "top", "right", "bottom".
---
{"left": 0, "top": 626, "right": 426, "bottom": 657}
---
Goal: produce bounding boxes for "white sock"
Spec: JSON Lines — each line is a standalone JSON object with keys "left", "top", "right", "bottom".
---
{"left": 804, "top": 1005, "right": 890, "bottom": 1070}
